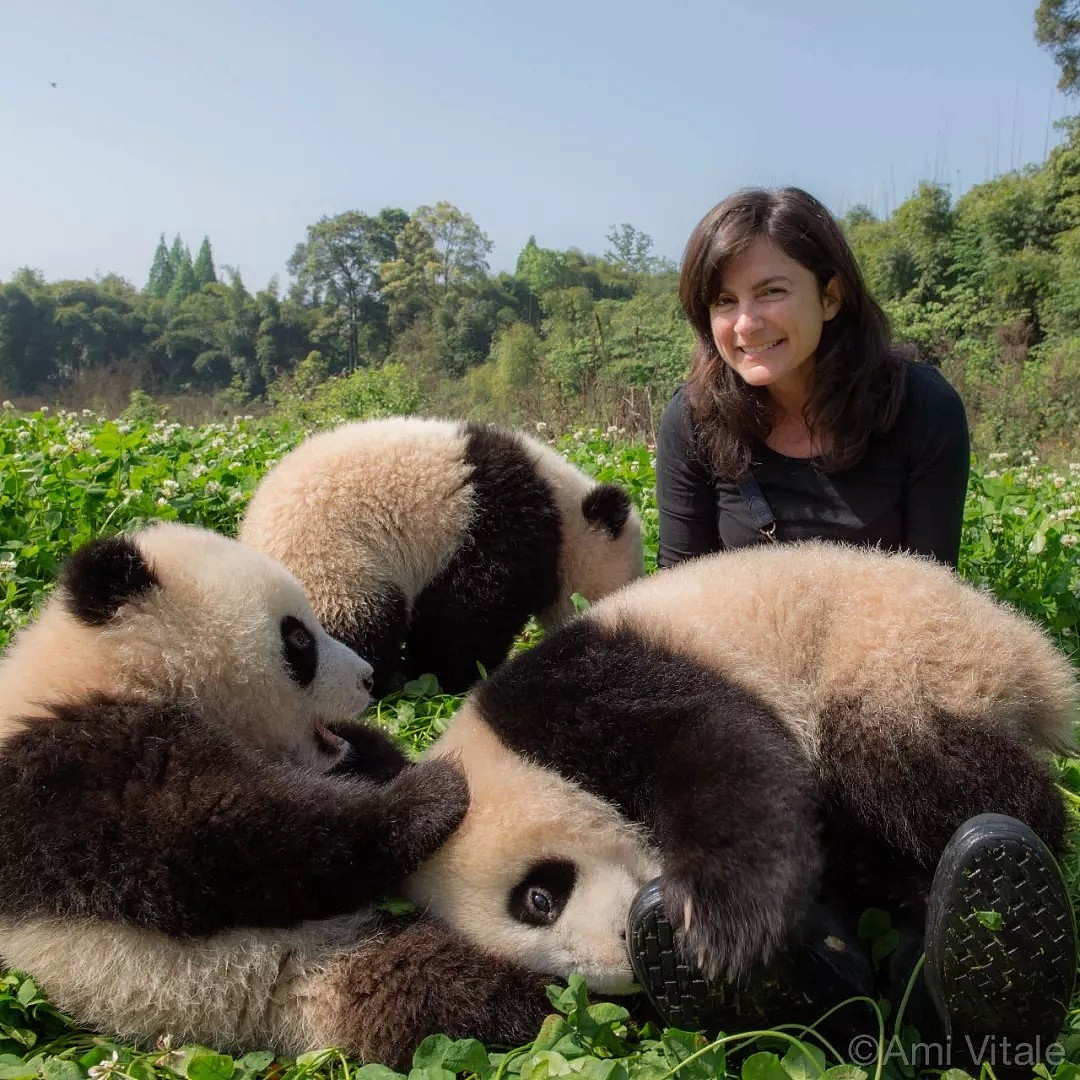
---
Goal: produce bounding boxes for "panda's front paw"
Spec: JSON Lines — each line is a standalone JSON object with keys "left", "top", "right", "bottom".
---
{"left": 329, "top": 722, "right": 410, "bottom": 783}
{"left": 381, "top": 757, "right": 470, "bottom": 873}
{"left": 662, "top": 872, "right": 794, "bottom": 984}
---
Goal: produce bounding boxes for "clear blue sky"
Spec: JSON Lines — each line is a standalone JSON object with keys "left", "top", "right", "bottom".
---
{"left": 0, "top": 0, "right": 1071, "bottom": 291}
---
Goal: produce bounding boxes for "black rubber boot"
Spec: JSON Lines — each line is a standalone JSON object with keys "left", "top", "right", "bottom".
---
{"left": 627, "top": 879, "right": 874, "bottom": 1037}
{"left": 924, "top": 813, "right": 1076, "bottom": 1075}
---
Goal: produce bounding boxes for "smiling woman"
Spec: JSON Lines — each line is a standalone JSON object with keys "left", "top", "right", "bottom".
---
{"left": 657, "top": 187, "right": 970, "bottom": 568}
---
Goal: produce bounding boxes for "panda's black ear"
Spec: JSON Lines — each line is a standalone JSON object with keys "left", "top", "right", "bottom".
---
{"left": 581, "top": 484, "right": 632, "bottom": 539}
{"left": 61, "top": 535, "right": 160, "bottom": 626}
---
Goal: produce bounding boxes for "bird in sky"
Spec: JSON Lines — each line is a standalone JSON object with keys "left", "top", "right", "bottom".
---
{"left": 50, "top": 82, "right": 57, "bottom": 88}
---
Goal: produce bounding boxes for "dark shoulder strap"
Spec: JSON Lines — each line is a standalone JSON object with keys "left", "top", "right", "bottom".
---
{"left": 736, "top": 473, "right": 777, "bottom": 542}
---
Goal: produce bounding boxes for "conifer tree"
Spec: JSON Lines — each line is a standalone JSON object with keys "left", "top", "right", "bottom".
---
{"left": 167, "top": 240, "right": 197, "bottom": 305}
{"left": 145, "top": 234, "right": 174, "bottom": 298}
{"left": 167, "top": 235, "right": 188, "bottom": 279}
{"left": 193, "top": 236, "right": 217, "bottom": 288}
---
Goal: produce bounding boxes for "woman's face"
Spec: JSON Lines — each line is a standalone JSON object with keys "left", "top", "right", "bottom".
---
{"left": 708, "top": 236, "right": 841, "bottom": 403}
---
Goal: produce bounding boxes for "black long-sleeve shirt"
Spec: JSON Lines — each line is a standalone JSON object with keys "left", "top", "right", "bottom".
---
{"left": 656, "top": 361, "right": 970, "bottom": 569}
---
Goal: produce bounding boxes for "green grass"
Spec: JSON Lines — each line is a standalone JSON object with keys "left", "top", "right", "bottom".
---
{"left": 2, "top": 406, "right": 1080, "bottom": 1080}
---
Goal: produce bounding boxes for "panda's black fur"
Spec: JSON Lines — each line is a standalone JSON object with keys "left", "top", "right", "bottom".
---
{"left": 0, "top": 525, "right": 552, "bottom": 1066}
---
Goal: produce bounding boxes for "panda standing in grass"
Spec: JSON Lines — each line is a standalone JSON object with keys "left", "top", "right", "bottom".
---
{"left": 405, "top": 543, "right": 1079, "bottom": 1071}
{"left": 240, "top": 417, "right": 644, "bottom": 694}
{"left": 0, "top": 524, "right": 558, "bottom": 1066}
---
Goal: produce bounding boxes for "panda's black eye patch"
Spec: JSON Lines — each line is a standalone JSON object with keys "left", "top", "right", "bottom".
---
{"left": 508, "top": 859, "right": 577, "bottom": 927}
{"left": 281, "top": 616, "right": 318, "bottom": 687}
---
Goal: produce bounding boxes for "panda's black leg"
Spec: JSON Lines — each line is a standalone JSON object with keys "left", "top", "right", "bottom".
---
{"left": 322, "top": 915, "right": 552, "bottom": 1069}
{"left": 405, "top": 571, "right": 526, "bottom": 694}
{"left": 328, "top": 722, "right": 411, "bottom": 782}
{"left": 647, "top": 696, "right": 825, "bottom": 984}
{"left": 816, "top": 702, "right": 1069, "bottom": 868}
{"left": 0, "top": 699, "right": 470, "bottom": 937}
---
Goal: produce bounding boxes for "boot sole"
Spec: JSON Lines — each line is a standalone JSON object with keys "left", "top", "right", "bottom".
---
{"left": 627, "top": 880, "right": 845, "bottom": 1033}
{"left": 924, "top": 813, "right": 1076, "bottom": 1056}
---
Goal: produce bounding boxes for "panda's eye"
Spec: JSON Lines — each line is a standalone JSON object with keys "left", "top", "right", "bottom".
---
{"left": 509, "top": 859, "right": 577, "bottom": 927}
{"left": 527, "top": 888, "right": 553, "bottom": 918}
{"left": 281, "top": 615, "right": 318, "bottom": 687}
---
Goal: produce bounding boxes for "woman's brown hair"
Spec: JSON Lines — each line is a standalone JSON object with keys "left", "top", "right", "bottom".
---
{"left": 679, "top": 187, "right": 906, "bottom": 479}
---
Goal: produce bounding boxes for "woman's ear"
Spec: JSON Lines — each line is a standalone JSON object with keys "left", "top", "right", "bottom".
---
{"left": 823, "top": 276, "right": 842, "bottom": 321}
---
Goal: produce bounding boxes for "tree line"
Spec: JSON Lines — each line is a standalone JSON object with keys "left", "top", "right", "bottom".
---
{"left": 1, "top": 3, "right": 1078, "bottom": 448}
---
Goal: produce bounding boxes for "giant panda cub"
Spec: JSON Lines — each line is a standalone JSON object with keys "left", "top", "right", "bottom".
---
{"left": 406, "top": 542, "right": 1077, "bottom": 1001}
{"left": 0, "top": 524, "right": 565, "bottom": 1066}
{"left": 240, "top": 417, "right": 644, "bottom": 694}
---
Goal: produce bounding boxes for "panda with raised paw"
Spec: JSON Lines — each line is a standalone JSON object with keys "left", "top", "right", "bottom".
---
{"left": 239, "top": 417, "right": 644, "bottom": 694}
{"left": 405, "top": 542, "right": 1079, "bottom": 1061}
{"left": 0, "top": 524, "right": 556, "bottom": 1067}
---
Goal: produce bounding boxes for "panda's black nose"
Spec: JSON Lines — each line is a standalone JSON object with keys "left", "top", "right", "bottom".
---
{"left": 362, "top": 672, "right": 374, "bottom": 693}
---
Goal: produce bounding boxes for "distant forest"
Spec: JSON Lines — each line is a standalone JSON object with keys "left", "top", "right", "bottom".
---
{"left": 3, "top": 2, "right": 1080, "bottom": 449}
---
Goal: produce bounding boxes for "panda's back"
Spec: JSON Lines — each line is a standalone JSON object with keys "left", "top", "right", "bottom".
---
{"left": 241, "top": 418, "right": 476, "bottom": 604}
{"left": 590, "top": 543, "right": 1077, "bottom": 756}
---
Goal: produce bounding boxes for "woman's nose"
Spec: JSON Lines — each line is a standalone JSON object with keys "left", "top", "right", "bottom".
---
{"left": 734, "top": 307, "right": 763, "bottom": 334}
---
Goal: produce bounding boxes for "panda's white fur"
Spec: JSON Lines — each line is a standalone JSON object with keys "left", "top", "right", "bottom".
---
{"left": 405, "top": 709, "right": 661, "bottom": 994}
{"left": 591, "top": 543, "right": 1077, "bottom": 757}
{"left": 406, "top": 542, "right": 1078, "bottom": 990}
{"left": 0, "top": 523, "right": 558, "bottom": 1066}
{"left": 0, "top": 523, "right": 369, "bottom": 763}
{"left": 240, "top": 417, "right": 644, "bottom": 693}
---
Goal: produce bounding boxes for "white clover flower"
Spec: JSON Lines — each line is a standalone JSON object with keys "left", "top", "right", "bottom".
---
{"left": 160, "top": 479, "right": 180, "bottom": 496}
{"left": 535, "top": 421, "right": 548, "bottom": 432}
{"left": 39, "top": 405, "right": 49, "bottom": 414}
{"left": 1022, "top": 449, "right": 1035, "bottom": 459}
{"left": 227, "top": 489, "right": 246, "bottom": 504}
{"left": 191, "top": 464, "right": 207, "bottom": 478}
{"left": 156, "top": 496, "right": 168, "bottom": 507}
{"left": 1, "top": 400, "right": 13, "bottom": 410}
{"left": 1012, "top": 506, "right": 1029, "bottom": 517}
{"left": 88, "top": 1051, "right": 120, "bottom": 1079}
{"left": 244, "top": 414, "right": 254, "bottom": 421}
{"left": 81, "top": 408, "right": 93, "bottom": 417}
{"left": 1061, "top": 534, "right": 1078, "bottom": 547}
{"left": 988, "top": 451, "right": 1009, "bottom": 462}
{"left": 986, "top": 470, "right": 1000, "bottom": 479}
{"left": 66, "top": 430, "right": 91, "bottom": 451}
{"left": 117, "top": 422, "right": 132, "bottom": 435}
{"left": 16, "top": 430, "right": 30, "bottom": 442}
{"left": 205, "top": 480, "right": 223, "bottom": 496}
{"left": 1053, "top": 476, "right": 1066, "bottom": 489}
{"left": 0, "top": 554, "right": 17, "bottom": 575}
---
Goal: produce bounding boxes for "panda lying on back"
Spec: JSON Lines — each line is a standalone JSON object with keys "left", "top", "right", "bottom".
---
{"left": 240, "top": 417, "right": 644, "bottom": 694}
{"left": 406, "top": 542, "right": 1078, "bottom": 1050}
{"left": 0, "top": 524, "right": 555, "bottom": 1065}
